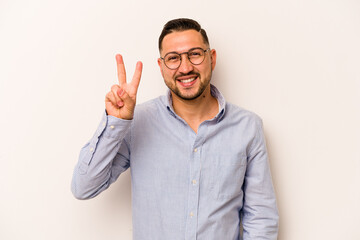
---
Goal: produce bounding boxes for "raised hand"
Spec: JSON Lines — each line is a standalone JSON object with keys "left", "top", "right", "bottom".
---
{"left": 105, "top": 54, "right": 143, "bottom": 120}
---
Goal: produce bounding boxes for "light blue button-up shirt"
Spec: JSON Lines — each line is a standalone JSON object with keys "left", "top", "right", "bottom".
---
{"left": 71, "top": 85, "right": 279, "bottom": 240}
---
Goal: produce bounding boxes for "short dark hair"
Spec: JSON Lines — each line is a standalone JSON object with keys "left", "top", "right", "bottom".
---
{"left": 158, "top": 18, "right": 210, "bottom": 52}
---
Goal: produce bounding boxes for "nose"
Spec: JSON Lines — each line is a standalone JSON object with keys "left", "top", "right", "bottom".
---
{"left": 178, "top": 54, "right": 194, "bottom": 74}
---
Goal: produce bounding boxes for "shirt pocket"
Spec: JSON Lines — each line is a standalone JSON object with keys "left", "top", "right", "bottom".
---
{"left": 211, "top": 153, "right": 247, "bottom": 200}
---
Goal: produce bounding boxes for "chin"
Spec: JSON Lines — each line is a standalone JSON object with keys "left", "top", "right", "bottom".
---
{"left": 176, "top": 89, "right": 205, "bottom": 101}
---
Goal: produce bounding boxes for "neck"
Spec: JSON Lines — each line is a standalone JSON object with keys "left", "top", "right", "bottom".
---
{"left": 171, "top": 85, "right": 219, "bottom": 133}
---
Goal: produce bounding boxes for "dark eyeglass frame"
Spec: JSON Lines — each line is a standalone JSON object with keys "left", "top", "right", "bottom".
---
{"left": 160, "top": 47, "right": 211, "bottom": 70}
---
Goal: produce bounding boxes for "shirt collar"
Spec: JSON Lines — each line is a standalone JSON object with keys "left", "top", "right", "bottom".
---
{"left": 164, "top": 84, "right": 226, "bottom": 123}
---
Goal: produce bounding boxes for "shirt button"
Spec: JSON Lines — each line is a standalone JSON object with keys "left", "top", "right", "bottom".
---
{"left": 110, "top": 125, "right": 115, "bottom": 129}
{"left": 190, "top": 212, "right": 194, "bottom": 217}
{"left": 194, "top": 148, "right": 197, "bottom": 152}
{"left": 192, "top": 180, "right": 197, "bottom": 185}
{"left": 90, "top": 147, "right": 94, "bottom": 152}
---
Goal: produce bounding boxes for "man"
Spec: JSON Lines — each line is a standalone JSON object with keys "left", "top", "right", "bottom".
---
{"left": 72, "top": 18, "right": 279, "bottom": 240}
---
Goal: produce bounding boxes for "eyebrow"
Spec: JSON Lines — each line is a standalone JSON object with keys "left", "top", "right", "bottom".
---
{"left": 162, "top": 47, "right": 204, "bottom": 57}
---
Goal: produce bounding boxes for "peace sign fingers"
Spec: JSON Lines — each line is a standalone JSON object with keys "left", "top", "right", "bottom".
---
{"left": 106, "top": 54, "right": 143, "bottom": 120}
{"left": 130, "top": 61, "right": 143, "bottom": 95}
{"left": 116, "top": 54, "right": 127, "bottom": 86}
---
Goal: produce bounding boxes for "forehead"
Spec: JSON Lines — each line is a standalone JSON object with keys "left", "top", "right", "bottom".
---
{"left": 161, "top": 30, "right": 206, "bottom": 54}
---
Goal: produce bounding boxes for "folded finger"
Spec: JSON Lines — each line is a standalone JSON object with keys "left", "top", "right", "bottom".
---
{"left": 111, "top": 85, "right": 124, "bottom": 106}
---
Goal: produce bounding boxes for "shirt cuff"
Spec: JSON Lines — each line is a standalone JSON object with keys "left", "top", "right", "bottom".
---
{"left": 100, "top": 112, "right": 132, "bottom": 139}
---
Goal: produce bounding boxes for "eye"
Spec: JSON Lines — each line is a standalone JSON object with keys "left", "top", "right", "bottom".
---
{"left": 188, "top": 50, "right": 203, "bottom": 58}
{"left": 166, "top": 54, "right": 180, "bottom": 62}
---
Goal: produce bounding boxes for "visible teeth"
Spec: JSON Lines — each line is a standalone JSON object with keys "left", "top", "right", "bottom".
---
{"left": 180, "top": 77, "right": 195, "bottom": 83}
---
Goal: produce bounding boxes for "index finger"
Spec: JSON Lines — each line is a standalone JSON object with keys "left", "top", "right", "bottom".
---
{"left": 130, "top": 61, "right": 143, "bottom": 92}
{"left": 116, "top": 54, "right": 126, "bottom": 86}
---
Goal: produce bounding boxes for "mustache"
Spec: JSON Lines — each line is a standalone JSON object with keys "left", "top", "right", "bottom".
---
{"left": 175, "top": 71, "right": 200, "bottom": 80}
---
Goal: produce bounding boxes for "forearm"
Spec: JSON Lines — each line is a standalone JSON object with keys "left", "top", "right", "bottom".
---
{"left": 71, "top": 113, "right": 132, "bottom": 199}
{"left": 242, "top": 181, "right": 279, "bottom": 239}
{"left": 242, "top": 167, "right": 279, "bottom": 239}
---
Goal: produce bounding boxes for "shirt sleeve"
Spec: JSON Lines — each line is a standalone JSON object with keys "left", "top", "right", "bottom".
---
{"left": 242, "top": 118, "right": 279, "bottom": 239}
{"left": 71, "top": 112, "right": 132, "bottom": 200}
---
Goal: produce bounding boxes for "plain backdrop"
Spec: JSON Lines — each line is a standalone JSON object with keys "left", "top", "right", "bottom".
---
{"left": 1, "top": 0, "right": 359, "bottom": 239}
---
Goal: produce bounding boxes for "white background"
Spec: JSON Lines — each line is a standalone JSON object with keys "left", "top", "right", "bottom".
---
{"left": 1, "top": 0, "right": 359, "bottom": 239}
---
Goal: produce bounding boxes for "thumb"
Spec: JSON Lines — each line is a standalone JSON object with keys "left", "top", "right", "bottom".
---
{"left": 117, "top": 87, "right": 135, "bottom": 109}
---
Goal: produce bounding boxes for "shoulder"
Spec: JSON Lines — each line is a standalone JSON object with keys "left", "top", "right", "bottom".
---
{"left": 211, "top": 85, "right": 262, "bottom": 127}
{"left": 224, "top": 102, "right": 263, "bottom": 126}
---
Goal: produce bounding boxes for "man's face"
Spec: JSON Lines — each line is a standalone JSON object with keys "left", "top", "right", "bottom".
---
{"left": 158, "top": 30, "right": 216, "bottom": 101}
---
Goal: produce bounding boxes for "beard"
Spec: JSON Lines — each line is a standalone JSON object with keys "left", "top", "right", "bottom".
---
{"left": 165, "top": 70, "right": 212, "bottom": 101}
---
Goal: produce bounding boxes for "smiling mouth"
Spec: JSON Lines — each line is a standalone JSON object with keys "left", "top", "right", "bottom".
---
{"left": 176, "top": 73, "right": 199, "bottom": 83}
{"left": 178, "top": 77, "right": 196, "bottom": 83}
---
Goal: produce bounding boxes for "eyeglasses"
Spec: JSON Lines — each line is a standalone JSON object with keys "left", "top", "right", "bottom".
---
{"left": 160, "top": 47, "right": 210, "bottom": 70}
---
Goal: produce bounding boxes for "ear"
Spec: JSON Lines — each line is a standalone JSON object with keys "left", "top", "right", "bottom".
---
{"left": 210, "top": 49, "right": 217, "bottom": 71}
{"left": 157, "top": 58, "right": 164, "bottom": 77}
